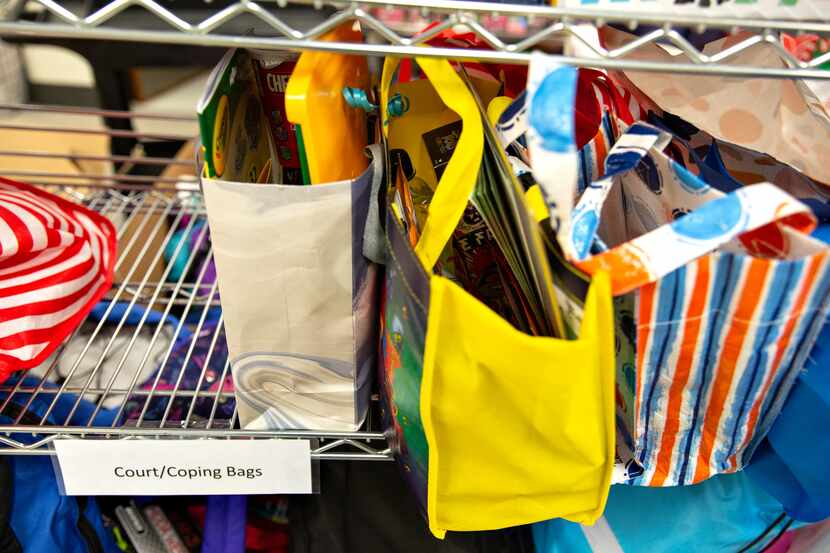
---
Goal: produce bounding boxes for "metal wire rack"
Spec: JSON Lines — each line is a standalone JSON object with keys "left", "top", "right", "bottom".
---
{"left": 0, "top": 105, "right": 393, "bottom": 460}
{"left": 1, "top": 0, "right": 830, "bottom": 79}
{"left": 0, "top": 0, "right": 827, "bottom": 463}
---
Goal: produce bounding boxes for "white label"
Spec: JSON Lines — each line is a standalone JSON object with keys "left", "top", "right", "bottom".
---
{"left": 53, "top": 439, "right": 312, "bottom": 495}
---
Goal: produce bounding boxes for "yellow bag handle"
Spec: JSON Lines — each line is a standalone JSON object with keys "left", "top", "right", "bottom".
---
{"left": 380, "top": 57, "right": 484, "bottom": 271}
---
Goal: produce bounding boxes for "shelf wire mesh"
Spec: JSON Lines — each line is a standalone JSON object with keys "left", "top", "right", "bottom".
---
{"left": 0, "top": 105, "right": 392, "bottom": 460}
{"left": 1, "top": 0, "right": 830, "bottom": 78}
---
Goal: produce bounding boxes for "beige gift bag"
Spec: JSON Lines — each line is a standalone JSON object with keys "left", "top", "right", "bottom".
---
{"left": 202, "top": 146, "right": 383, "bottom": 430}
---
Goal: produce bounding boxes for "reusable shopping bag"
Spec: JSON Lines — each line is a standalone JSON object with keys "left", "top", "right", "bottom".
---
{"left": 0, "top": 177, "right": 116, "bottom": 382}
{"left": 201, "top": 146, "right": 383, "bottom": 431}
{"left": 378, "top": 55, "right": 616, "bottom": 538}
{"left": 30, "top": 301, "right": 182, "bottom": 410}
{"left": 567, "top": 125, "right": 830, "bottom": 486}
{"left": 517, "top": 54, "right": 830, "bottom": 487}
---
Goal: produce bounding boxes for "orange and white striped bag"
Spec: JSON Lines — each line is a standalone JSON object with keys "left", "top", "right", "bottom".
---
{"left": 522, "top": 54, "right": 830, "bottom": 487}
{"left": 562, "top": 123, "right": 830, "bottom": 487}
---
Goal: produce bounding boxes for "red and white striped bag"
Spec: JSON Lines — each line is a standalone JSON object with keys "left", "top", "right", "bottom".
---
{"left": 0, "top": 177, "right": 116, "bottom": 381}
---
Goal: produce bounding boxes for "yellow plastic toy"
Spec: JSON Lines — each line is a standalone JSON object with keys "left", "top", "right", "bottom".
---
{"left": 285, "top": 24, "right": 370, "bottom": 184}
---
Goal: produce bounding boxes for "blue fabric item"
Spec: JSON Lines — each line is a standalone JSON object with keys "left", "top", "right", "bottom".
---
{"left": 800, "top": 199, "right": 830, "bottom": 223}
{"left": 532, "top": 517, "right": 592, "bottom": 553}
{"left": 534, "top": 472, "right": 795, "bottom": 553}
{"left": 89, "top": 300, "right": 190, "bottom": 341}
{"left": 745, "top": 223, "right": 830, "bottom": 523}
{"left": 0, "top": 377, "right": 119, "bottom": 553}
{"left": 813, "top": 224, "right": 830, "bottom": 244}
{"left": 91, "top": 299, "right": 222, "bottom": 341}
{"left": 164, "top": 222, "right": 209, "bottom": 282}
{"left": 186, "top": 306, "right": 222, "bottom": 326}
{"left": 201, "top": 495, "right": 246, "bottom": 553}
{"left": 699, "top": 141, "right": 743, "bottom": 193}
{"left": 644, "top": 113, "right": 742, "bottom": 195}
{"left": 8, "top": 457, "right": 117, "bottom": 553}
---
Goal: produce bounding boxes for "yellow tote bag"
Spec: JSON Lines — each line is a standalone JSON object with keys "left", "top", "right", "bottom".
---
{"left": 377, "top": 56, "right": 616, "bottom": 539}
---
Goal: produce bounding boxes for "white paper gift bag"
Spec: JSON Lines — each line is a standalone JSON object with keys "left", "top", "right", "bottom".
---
{"left": 202, "top": 146, "right": 382, "bottom": 431}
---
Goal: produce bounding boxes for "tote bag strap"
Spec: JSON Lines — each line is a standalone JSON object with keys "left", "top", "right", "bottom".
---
{"left": 494, "top": 67, "right": 630, "bottom": 148}
{"left": 576, "top": 182, "right": 817, "bottom": 295}
{"left": 567, "top": 122, "right": 673, "bottom": 260}
{"left": 380, "top": 56, "right": 484, "bottom": 271}
{"left": 524, "top": 55, "right": 578, "bottom": 244}
{"left": 502, "top": 54, "right": 634, "bottom": 259}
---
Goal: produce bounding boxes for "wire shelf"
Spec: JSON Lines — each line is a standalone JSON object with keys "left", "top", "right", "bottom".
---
{"left": 1, "top": 0, "right": 830, "bottom": 78}
{"left": 0, "top": 107, "right": 393, "bottom": 460}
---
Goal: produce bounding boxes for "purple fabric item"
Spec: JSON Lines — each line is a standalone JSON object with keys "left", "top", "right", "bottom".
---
{"left": 201, "top": 496, "right": 246, "bottom": 553}
{"left": 123, "top": 321, "right": 235, "bottom": 424}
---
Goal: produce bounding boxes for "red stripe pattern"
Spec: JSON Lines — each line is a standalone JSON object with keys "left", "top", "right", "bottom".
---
{"left": 0, "top": 177, "right": 116, "bottom": 381}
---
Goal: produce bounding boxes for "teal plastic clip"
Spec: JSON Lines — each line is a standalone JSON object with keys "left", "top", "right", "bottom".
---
{"left": 344, "top": 87, "right": 410, "bottom": 126}
{"left": 386, "top": 93, "right": 410, "bottom": 118}
{"left": 342, "top": 87, "right": 377, "bottom": 112}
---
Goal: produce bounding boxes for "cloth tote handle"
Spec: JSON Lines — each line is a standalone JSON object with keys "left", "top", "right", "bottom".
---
{"left": 380, "top": 55, "right": 484, "bottom": 271}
